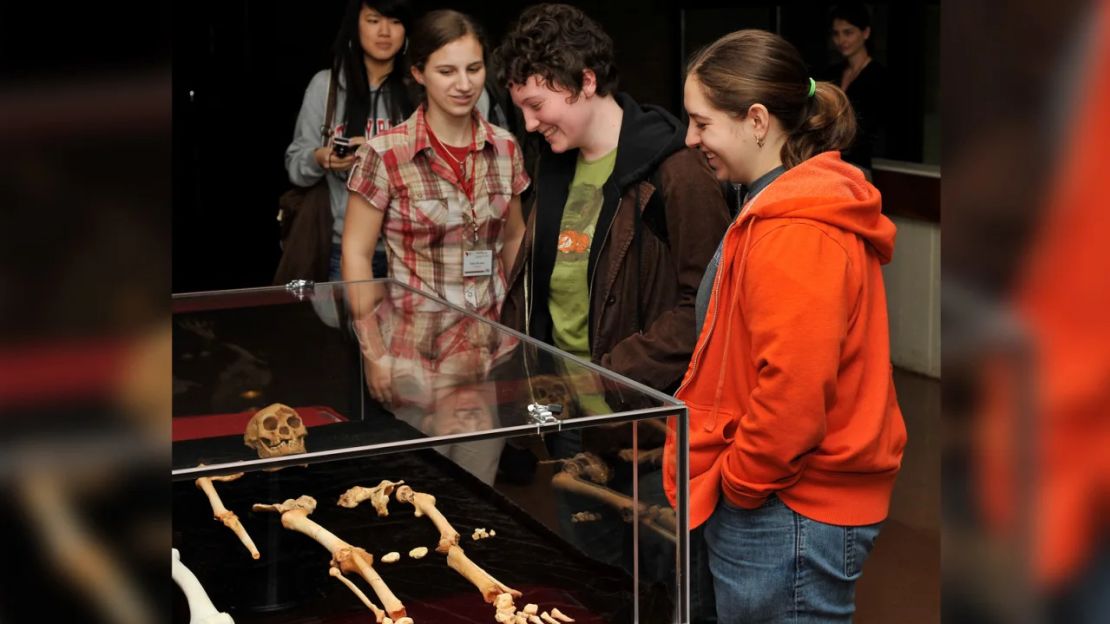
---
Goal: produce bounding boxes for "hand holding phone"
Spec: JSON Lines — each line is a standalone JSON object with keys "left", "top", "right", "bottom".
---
{"left": 332, "top": 136, "right": 354, "bottom": 158}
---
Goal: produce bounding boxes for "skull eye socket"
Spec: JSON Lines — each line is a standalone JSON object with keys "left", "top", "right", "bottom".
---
{"left": 262, "top": 416, "right": 279, "bottom": 431}
{"left": 287, "top": 416, "right": 302, "bottom": 429}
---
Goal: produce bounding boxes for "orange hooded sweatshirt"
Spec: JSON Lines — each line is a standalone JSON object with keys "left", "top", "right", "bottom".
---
{"left": 664, "top": 151, "right": 907, "bottom": 529}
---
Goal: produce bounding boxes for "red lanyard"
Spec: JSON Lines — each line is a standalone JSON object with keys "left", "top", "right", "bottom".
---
{"left": 430, "top": 121, "right": 478, "bottom": 202}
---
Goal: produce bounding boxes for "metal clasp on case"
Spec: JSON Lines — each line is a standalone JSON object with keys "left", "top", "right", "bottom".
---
{"left": 285, "top": 279, "right": 315, "bottom": 300}
{"left": 527, "top": 402, "right": 563, "bottom": 429}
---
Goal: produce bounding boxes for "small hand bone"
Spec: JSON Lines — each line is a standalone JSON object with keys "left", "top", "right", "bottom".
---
{"left": 395, "top": 485, "right": 460, "bottom": 553}
{"left": 337, "top": 480, "right": 404, "bottom": 516}
{"left": 550, "top": 607, "right": 576, "bottom": 622}
{"left": 195, "top": 472, "right": 259, "bottom": 559}
{"left": 447, "top": 545, "right": 521, "bottom": 603}
{"left": 254, "top": 496, "right": 405, "bottom": 619}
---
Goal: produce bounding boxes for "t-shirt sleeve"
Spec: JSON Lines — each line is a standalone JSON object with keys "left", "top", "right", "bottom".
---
{"left": 347, "top": 145, "right": 391, "bottom": 212}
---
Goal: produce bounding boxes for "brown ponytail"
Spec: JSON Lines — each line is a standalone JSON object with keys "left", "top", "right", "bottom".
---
{"left": 687, "top": 29, "right": 857, "bottom": 169}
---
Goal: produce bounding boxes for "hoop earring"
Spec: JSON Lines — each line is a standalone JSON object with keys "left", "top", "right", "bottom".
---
{"left": 401, "top": 37, "right": 408, "bottom": 56}
{"left": 756, "top": 136, "right": 765, "bottom": 149}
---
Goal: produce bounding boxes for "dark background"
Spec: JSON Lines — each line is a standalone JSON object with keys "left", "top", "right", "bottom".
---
{"left": 173, "top": 0, "right": 938, "bottom": 293}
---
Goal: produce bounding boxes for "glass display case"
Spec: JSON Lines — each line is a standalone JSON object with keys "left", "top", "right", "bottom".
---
{"left": 172, "top": 279, "right": 690, "bottom": 624}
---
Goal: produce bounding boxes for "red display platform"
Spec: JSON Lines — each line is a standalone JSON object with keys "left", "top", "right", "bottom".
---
{"left": 172, "top": 406, "right": 348, "bottom": 442}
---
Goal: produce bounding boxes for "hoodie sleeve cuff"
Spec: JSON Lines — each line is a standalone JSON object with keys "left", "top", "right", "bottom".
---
{"left": 721, "top": 486, "right": 768, "bottom": 511}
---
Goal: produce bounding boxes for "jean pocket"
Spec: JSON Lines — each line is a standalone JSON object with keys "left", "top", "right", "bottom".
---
{"left": 844, "top": 522, "right": 882, "bottom": 578}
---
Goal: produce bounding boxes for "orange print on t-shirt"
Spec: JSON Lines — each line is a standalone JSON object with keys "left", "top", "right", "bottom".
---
{"left": 558, "top": 230, "right": 591, "bottom": 254}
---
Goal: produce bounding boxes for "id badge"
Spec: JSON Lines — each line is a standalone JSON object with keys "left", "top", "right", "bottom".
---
{"left": 463, "top": 250, "right": 494, "bottom": 277}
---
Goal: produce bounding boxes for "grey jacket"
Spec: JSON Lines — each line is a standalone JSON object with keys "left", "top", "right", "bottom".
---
{"left": 284, "top": 69, "right": 404, "bottom": 243}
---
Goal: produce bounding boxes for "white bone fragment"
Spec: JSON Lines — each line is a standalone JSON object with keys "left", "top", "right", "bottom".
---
{"left": 529, "top": 616, "right": 544, "bottom": 624}
{"left": 494, "top": 592, "right": 515, "bottom": 610}
{"left": 381, "top": 552, "right": 400, "bottom": 563}
{"left": 540, "top": 612, "right": 560, "bottom": 624}
{"left": 172, "top": 549, "right": 235, "bottom": 624}
{"left": 408, "top": 546, "right": 428, "bottom": 559}
{"left": 337, "top": 480, "right": 404, "bottom": 517}
{"left": 523, "top": 603, "right": 539, "bottom": 615}
{"left": 550, "top": 607, "right": 576, "bottom": 622}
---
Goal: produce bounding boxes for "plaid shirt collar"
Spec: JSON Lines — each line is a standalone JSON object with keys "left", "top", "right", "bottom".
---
{"left": 405, "top": 103, "right": 503, "bottom": 164}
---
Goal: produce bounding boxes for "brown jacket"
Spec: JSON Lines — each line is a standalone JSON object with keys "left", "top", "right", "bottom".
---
{"left": 501, "top": 94, "right": 730, "bottom": 398}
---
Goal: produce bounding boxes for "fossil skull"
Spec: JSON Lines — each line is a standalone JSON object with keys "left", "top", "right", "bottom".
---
{"left": 244, "top": 403, "right": 307, "bottom": 458}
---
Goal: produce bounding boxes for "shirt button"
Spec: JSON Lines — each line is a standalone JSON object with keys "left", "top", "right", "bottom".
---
{"left": 606, "top": 295, "right": 616, "bottom": 305}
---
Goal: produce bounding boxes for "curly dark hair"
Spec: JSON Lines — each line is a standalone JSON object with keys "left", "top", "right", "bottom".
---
{"left": 493, "top": 3, "right": 618, "bottom": 99}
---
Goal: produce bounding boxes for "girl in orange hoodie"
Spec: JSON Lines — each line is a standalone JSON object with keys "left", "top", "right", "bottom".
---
{"left": 664, "top": 30, "right": 907, "bottom": 622}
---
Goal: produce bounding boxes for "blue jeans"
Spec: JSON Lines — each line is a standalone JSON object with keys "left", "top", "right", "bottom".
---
{"left": 705, "top": 495, "right": 882, "bottom": 623}
{"left": 329, "top": 245, "right": 387, "bottom": 281}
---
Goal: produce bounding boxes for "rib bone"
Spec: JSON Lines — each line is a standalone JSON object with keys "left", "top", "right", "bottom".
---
{"left": 253, "top": 496, "right": 405, "bottom": 619}
{"left": 195, "top": 472, "right": 259, "bottom": 559}
{"left": 446, "top": 545, "right": 522, "bottom": 603}
{"left": 394, "top": 485, "right": 459, "bottom": 553}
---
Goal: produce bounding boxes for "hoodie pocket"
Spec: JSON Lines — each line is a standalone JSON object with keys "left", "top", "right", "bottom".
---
{"left": 683, "top": 400, "right": 738, "bottom": 476}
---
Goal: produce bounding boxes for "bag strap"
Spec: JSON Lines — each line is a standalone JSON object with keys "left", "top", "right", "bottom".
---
{"left": 321, "top": 70, "right": 338, "bottom": 142}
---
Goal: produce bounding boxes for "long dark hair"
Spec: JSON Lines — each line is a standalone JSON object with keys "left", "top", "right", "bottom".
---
{"left": 331, "top": 0, "right": 415, "bottom": 137}
{"left": 688, "top": 29, "right": 857, "bottom": 169}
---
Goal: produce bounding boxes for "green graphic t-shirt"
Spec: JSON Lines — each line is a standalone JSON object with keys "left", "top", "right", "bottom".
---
{"left": 548, "top": 148, "right": 617, "bottom": 360}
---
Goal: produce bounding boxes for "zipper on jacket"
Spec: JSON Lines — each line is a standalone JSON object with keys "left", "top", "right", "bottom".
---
{"left": 674, "top": 218, "right": 742, "bottom": 400}
{"left": 588, "top": 196, "right": 623, "bottom": 354}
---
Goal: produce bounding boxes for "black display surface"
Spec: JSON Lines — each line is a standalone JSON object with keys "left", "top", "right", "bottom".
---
{"left": 172, "top": 446, "right": 674, "bottom": 623}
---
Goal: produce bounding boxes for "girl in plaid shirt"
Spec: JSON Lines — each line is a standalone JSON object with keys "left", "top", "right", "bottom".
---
{"left": 343, "top": 9, "right": 529, "bottom": 319}
{"left": 343, "top": 11, "right": 529, "bottom": 486}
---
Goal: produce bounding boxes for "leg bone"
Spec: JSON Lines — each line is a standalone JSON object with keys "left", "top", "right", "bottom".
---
{"left": 196, "top": 474, "right": 259, "bottom": 559}
{"left": 446, "top": 545, "right": 521, "bottom": 603}
{"left": 395, "top": 485, "right": 460, "bottom": 553}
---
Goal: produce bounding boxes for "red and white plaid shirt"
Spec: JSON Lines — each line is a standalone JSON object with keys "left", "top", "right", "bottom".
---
{"left": 348, "top": 105, "right": 530, "bottom": 321}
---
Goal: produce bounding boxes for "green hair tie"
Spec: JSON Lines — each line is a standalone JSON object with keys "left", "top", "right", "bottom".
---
{"left": 807, "top": 77, "right": 817, "bottom": 98}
